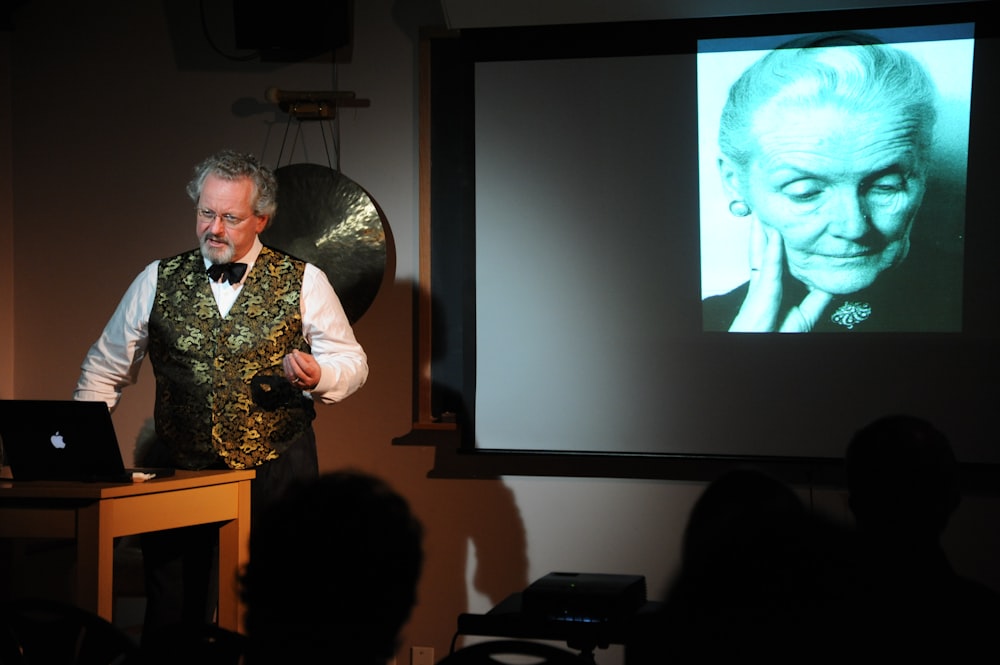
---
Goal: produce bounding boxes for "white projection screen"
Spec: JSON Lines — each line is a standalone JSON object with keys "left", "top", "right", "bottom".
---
{"left": 417, "top": 2, "right": 1000, "bottom": 479}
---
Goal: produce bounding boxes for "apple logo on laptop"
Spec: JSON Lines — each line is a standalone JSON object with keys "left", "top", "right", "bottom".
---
{"left": 50, "top": 431, "right": 67, "bottom": 449}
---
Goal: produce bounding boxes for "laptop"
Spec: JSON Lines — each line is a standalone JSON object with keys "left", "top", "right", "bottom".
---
{"left": 0, "top": 399, "right": 174, "bottom": 482}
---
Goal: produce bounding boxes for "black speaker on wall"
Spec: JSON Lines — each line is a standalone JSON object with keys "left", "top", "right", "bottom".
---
{"left": 233, "top": 0, "right": 352, "bottom": 62}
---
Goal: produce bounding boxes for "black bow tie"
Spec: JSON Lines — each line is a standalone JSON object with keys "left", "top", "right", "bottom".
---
{"left": 207, "top": 262, "right": 248, "bottom": 284}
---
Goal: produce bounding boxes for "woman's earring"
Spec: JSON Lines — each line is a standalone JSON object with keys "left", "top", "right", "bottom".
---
{"left": 729, "top": 200, "right": 751, "bottom": 217}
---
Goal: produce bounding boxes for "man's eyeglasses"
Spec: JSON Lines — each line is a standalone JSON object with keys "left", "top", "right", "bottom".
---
{"left": 195, "top": 207, "right": 256, "bottom": 227}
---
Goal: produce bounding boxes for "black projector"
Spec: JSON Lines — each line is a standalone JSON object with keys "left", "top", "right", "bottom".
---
{"left": 521, "top": 572, "right": 647, "bottom": 623}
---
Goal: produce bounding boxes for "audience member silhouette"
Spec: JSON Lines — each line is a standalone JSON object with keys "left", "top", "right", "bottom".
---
{"left": 238, "top": 469, "right": 424, "bottom": 665}
{"left": 845, "top": 414, "right": 1000, "bottom": 660}
{"left": 651, "top": 467, "right": 857, "bottom": 664}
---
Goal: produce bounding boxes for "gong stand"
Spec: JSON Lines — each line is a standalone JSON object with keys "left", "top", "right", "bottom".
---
{"left": 266, "top": 87, "right": 371, "bottom": 170}
{"left": 259, "top": 87, "right": 385, "bottom": 325}
{"left": 265, "top": 87, "right": 370, "bottom": 119}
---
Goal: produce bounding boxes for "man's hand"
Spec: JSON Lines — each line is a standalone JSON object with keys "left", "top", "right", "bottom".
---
{"left": 284, "top": 349, "right": 320, "bottom": 390}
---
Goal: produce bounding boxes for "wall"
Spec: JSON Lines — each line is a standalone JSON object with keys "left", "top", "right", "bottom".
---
{"left": 0, "top": 25, "right": 12, "bottom": 400}
{"left": 2, "top": 2, "right": 997, "bottom": 664}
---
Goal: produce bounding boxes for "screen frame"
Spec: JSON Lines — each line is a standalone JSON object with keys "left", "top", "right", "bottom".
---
{"left": 397, "top": 1, "right": 1000, "bottom": 489}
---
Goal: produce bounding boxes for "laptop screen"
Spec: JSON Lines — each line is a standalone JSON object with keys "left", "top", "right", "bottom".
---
{"left": 0, "top": 399, "right": 129, "bottom": 482}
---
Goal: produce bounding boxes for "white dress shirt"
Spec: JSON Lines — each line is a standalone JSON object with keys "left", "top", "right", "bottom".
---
{"left": 75, "top": 238, "right": 368, "bottom": 410}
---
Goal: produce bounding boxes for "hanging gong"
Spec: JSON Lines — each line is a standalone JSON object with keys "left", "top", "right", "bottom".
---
{"left": 261, "top": 163, "right": 387, "bottom": 324}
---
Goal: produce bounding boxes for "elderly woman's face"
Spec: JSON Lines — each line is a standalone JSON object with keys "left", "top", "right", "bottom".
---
{"left": 738, "top": 102, "right": 928, "bottom": 295}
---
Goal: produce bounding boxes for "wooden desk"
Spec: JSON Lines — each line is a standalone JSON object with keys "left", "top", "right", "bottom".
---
{"left": 0, "top": 469, "right": 255, "bottom": 631}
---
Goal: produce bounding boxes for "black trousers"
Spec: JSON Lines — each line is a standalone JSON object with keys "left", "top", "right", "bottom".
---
{"left": 139, "top": 430, "right": 319, "bottom": 643}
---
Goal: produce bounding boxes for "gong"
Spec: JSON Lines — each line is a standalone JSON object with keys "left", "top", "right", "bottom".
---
{"left": 261, "top": 164, "right": 387, "bottom": 324}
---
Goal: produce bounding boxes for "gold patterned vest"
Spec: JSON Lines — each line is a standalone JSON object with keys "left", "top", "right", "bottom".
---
{"left": 148, "top": 246, "right": 315, "bottom": 469}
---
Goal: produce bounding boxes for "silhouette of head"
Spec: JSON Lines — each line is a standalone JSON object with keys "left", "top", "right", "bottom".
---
{"left": 681, "top": 466, "right": 805, "bottom": 565}
{"left": 846, "top": 414, "right": 960, "bottom": 540}
{"left": 660, "top": 467, "right": 856, "bottom": 662}
{"left": 240, "top": 469, "right": 424, "bottom": 665}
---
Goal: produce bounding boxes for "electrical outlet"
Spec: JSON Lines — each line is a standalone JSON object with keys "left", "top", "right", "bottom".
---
{"left": 411, "top": 646, "right": 434, "bottom": 665}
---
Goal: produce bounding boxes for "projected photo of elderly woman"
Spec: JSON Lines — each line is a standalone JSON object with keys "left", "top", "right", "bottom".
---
{"left": 700, "top": 27, "right": 972, "bottom": 332}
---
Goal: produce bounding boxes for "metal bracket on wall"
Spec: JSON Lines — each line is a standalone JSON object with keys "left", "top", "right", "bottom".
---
{"left": 265, "top": 88, "right": 370, "bottom": 120}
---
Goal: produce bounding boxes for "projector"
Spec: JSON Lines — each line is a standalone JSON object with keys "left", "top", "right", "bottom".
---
{"left": 521, "top": 572, "right": 647, "bottom": 623}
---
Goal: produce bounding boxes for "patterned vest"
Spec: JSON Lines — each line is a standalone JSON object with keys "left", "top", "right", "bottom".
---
{"left": 148, "top": 246, "right": 315, "bottom": 469}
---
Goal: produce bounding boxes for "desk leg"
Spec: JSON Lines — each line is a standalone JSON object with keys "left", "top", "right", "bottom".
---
{"left": 76, "top": 501, "right": 115, "bottom": 621}
{"left": 217, "top": 478, "right": 251, "bottom": 633}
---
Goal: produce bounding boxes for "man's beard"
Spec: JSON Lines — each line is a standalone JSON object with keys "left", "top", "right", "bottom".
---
{"left": 200, "top": 233, "right": 235, "bottom": 264}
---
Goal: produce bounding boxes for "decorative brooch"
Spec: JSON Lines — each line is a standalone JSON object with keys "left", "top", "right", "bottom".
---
{"left": 831, "top": 301, "right": 872, "bottom": 330}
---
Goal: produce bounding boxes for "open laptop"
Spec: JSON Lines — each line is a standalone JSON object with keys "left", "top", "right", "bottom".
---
{"left": 0, "top": 399, "right": 174, "bottom": 482}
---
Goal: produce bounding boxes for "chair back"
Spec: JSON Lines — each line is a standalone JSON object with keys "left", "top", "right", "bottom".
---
{"left": 437, "top": 640, "right": 590, "bottom": 665}
{"left": 139, "top": 621, "right": 247, "bottom": 665}
{"left": 0, "top": 597, "right": 142, "bottom": 665}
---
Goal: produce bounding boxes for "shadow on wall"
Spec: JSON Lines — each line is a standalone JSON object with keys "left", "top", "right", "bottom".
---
{"left": 363, "top": 280, "right": 532, "bottom": 653}
{"left": 425, "top": 476, "right": 530, "bottom": 650}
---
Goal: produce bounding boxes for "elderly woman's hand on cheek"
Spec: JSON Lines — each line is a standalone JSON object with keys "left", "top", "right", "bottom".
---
{"left": 729, "top": 218, "right": 832, "bottom": 332}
